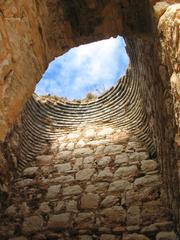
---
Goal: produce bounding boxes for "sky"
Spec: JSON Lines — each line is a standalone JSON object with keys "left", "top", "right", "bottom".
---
{"left": 35, "top": 36, "right": 129, "bottom": 100}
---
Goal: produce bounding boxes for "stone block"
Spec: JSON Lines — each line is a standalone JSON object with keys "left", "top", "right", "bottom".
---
{"left": 22, "top": 216, "right": 43, "bottom": 235}
{"left": 54, "top": 201, "right": 64, "bottom": 213}
{"left": 134, "top": 175, "right": 160, "bottom": 188}
{"left": 104, "top": 144, "right": 124, "bottom": 154}
{"left": 108, "top": 180, "right": 132, "bottom": 192}
{"left": 76, "top": 168, "right": 95, "bottom": 181}
{"left": 101, "top": 206, "right": 126, "bottom": 224}
{"left": 66, "top": 200, "right": 77, "bottom": 212}
{"left": 114, "top": 165, "right": 138, "bottom": 179}
{"left": 141, "top": 160, "right": 158, "bottom": 172}
{"left": 73, "top": 147, "right": 93, "bottom": 157}
{"left": 97, "top": 127, "right": 114, "bottom": 136}
{"left": 123, "top": 233, "right": 150, "bottom": 240}
{"left": 84, "top": 128, "right": 95, "bottom": 138}
{"left": 63, "top": 185, "right": 83, "bottom": 196}
{"left": 55, "top": 163, "right": 71, "bottom": 173}
{"left": 156, "top": 232, "right": 177, "bottom": 240}
{"left": 81, "top": 193, "right": 99, "bottom": 209}
{"left": 127, "top": 205, "right": 141, "bottom": 226}
{"left": 98, "top": 156, "right": 111, "bottom": 167}
{"left": 115, "top": 153, "right": 129, "bottom": 165}
{"left": 97, "top": 167, "right": 113, "bottom": 179}
{"left": 39, "top": 202, "right": 51, "bottom": 214}
{"left": 46, "top": 184, "right": 61, "bottom": 199}
{"left": 48, "top": 213, "right": 71, "bottom": 229}
{"left": 36, "top": 155, "right": 53, "bottom": 165}
{"left": 23, "top": 167, "right": 38, "bottom": 177}
{"left": 100, "top": 234, "right": 119, "bottom": 240}
{"left": 75, "top": 212, "right": 95, "bottom": 229}
{"left": 101, "top": 195, "right": 119, "bottom": 208}
{"left": 78, "top": 235, "right": 93, "bottom": 240}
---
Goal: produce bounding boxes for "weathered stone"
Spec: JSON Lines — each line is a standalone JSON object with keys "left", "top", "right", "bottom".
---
{"left": 100, "top": 234, "right": 118, "bottom": 240}
{"left": 115, "top": 153, "right": 129, "bottom": 165}
{"left": 66, "top": 200, "right": 77, "bottom": 212}
{"left": 54, "top": 201, "right": 64, "bottom": 213}
{"left": 48, "top": 213, "right": 71, "bottom": 229}
{"left": 63, "top": 185, "right": 83, "bottom": 196}
{"left": 95, "top": 182, "right": 109, "bottom": 192}
{"left": 141, "top": 200, "right": 168, "bottom": 225}
{"left": 78, "top": 235, "right": 93, "bottom": 240}
{"left": 114, "top": 165, "right": 138, "bottom": 179}
{"left": 57, "top": 150, "right": 72, "bottom": 160}
{"left": 153, "top": 1, "right": 170, "bottom": 20}
{"left": 50, "top": 175, "right": 74, "bottom": 183}
{"left": 22, "top": 216, "right": 43, "bottom": 235}
{"left": 75, "top": 212, "right": 95, "bottom": 229}
{"left": 141, "top": 160, "right": 158, "bottom": 172}
{"left": 83, "top": 156, "right": 94, "bottom": 167}
{"left": 141, "top": 224, "right": 159, "bottom": 234}
{"left": 97, "top": 167, "right": 113, "bottom": 179}
{"left": 156, "top": 231, "right": 177, "bottom": 240}
{"left": 55, "top": 163, "right": 71, "bottom": 173}
{"left": 36, "top": 155, "right": 53, "bottom": 165}
{"left": 98, "top": 156, "right": 111, "bottom": 167}
{"left": 32, "top": 233, "right": 46, "bottom": 240}
{"left": 76, "top": 139, "right": 86, "bottom": 148}
{"left": 129, "top": 152, "right": 149, "bottom": 161}
{"left": 19, "top": 202, "right": 30, "bottom": 217}
{"left": 67, "top": 133, "right": 80, "bottom": 139}
{"left": 73, "top": 147, "right": 93, "bottom": 157}
{"left": 9, "top": 237, "right": 27, "bottom": 240}
{"left": 101, "top": 195, "right": 119, "bottom": 208}
{"left": 81, "top": 193, "right": 99, "bottom": 209}
{"left": 15, "top": 179, "right": 34, "bottom": 188}
{"left": 66, "top": 142, "right": 75, "bottom": 150}
{"left": 134, "top": 175, "right": 160, "bottom": 188}
{"left": 123, "top": 233, "right": 150, "bottom": 240}
{"left": 76, "top": 168, "right": 95, "bottom": 181}
{"left": 104, "top": 145, "right": 124, "bottom": 154}
{"left": 101, "top": 206, "right": 126, "bottom": 224}
{"left": 39, "top": 202, "right": 51, "bottom": 214}
{"left": 84, "top": 129, "right": 95, "bottom": 138}
{"left": 127, "top": 205, "right": 141, "bottom": 226}
{"left": 46, "top": 185, "right": 61, "bottom": 199}
{"left": 5, "top": 204, "right": 17, "bottom": 216}
{"left": 95, "top": 145, "right": 105, "bottom": 154}
{"left": 97, "top": 127, "right": 114, "bottom": 136}
{"left": 108, "top": 180, "right": 132, "bottom": 192}
{"left": 23, "top": 167, "right": 38, "bottom": 177}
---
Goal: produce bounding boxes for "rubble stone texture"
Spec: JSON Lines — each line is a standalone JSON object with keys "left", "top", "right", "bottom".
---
{"left": 0, "top": 0, "right": 179, "bottom": 239}
{"left": 0, "top": 125, "right": 178, "bottom": 239}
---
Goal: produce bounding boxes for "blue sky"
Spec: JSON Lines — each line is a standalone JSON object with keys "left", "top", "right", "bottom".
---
{"left": 35, "top": 36, "right": 129, "bottom": 100}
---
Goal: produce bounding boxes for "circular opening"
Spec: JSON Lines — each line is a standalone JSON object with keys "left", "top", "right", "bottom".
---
{"left": 35, "top": 36, "right": 129, "bottom": 102}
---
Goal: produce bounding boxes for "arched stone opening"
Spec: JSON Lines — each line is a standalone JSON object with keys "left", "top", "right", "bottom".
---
{"left": 0, "top": 0, "right": 179, "bottom": 239}
{"left": 35, "top": 36, "right": 129, "bottom": 101}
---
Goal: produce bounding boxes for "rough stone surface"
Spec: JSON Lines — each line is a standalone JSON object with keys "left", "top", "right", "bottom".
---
{"left": 0, "top": 125, "right": 176, "bottom": 239}
{"left": 22, "top": 216, "right": 43, "bottom": 235}
{"left": 48, "top": 213, "right": 71, "bottom": 229}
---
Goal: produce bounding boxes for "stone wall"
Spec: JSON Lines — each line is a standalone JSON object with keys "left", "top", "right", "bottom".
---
{"left": 0, "top": 0, "right": 154, "bottom": 141}
{"left": 0, "top": 0, "right": 179, "bottom": 238}
{"left": 0, "top": 125, "right": 177, "bottom": 240}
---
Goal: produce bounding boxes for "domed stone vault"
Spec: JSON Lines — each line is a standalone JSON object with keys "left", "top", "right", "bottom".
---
{"left": 0, "top": 0, "right": 179, "bottom": 239}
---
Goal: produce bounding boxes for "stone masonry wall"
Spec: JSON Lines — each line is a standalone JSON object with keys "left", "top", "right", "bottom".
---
{"left": 0, "top": 125, "right": 177, "bottom": 240}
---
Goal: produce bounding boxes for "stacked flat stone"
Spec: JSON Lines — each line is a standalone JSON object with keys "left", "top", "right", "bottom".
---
{"left": 17, "top": 67, "right": 155, "bottom": 172}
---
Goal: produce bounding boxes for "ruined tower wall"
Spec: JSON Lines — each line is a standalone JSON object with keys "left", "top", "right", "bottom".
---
{"left": 0, "top": 125, "right": 177, "bottom": 240}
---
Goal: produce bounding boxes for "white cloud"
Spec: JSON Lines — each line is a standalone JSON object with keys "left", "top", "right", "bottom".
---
{"left": 35, "top": 36, "right": 129, "bottom": 99}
